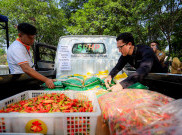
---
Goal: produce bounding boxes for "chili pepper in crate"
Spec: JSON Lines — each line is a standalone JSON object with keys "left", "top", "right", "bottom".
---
{"left": 60, "top": 104, "right": 72, "bottom": 110}
{"left": 41, "top": 100, "right": 54, "bottom": 104}
{"left": 51, "top": 103, "right": 58, "bottom": 108}
{"left": 58, "top": 99, "right": 64, "bottom": 106}
{"left": 0, "top": 93, "right": 94, "bottom": 113}
{"left": 73, "top": 99, "right": 78, "bottom": 102}
{"left": 87, "top": 106, "right": 93, "bottom": 112}
{"left": 0, "top": 110, "right": 4, "bottom": 113}
{"left": 54, "top": 108, "right": 61, "bottom": 112}
{"left": 6, "top": 108, "right": 14, "bottom": 112}
{"left": 45, "top": 104, "right": 51, "bottom": 111}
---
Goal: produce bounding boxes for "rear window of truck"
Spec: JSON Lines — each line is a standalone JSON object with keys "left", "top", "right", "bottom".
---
{"left": 72, "top": 43, "right": 106, "bottom": 54}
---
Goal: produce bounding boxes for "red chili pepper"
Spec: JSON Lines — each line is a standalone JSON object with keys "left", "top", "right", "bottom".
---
{"left": 60, "top": 105, "right": 72, "bottom": 110}
{"left": 62, "top": 110, "right": 70, "bottom": 113}
{"left": 41, "top": 100, "right": 54, "bottom": 104}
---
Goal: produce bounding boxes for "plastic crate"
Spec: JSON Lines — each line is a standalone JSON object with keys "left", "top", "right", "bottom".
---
{"left": 0, "top": 90, "right": 101, "bottom": 135}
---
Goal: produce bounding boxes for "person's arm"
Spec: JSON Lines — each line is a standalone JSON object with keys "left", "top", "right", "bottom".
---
{"left": 105, "top": 56, "right": 127, "bottom": 88}
{"left": 109, "top": 55, "right": 128, "bottom": 78}
{"left": 120, "top": 49, "right": 154, "bottom": 88}
{"left": 20, "top": 63, "right": 55, "bottom": 89}
{"left": 158, "top": 51, "right": 166, "bottom": 63}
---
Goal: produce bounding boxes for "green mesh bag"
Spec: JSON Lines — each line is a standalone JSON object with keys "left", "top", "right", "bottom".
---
{"left": 83, "top": 85, "right": 102, "bottom": 90}
{"left": 84, "top": 77, "right": 102, "bottom": 87}
{"left": 73, "top": 76, "right": 84, "bottom": 80}
{"left": 69, "top": 76, "right": 84, "bottom": 83}
{"left": 127, "top": 82, "right": 149, "bottom": 89}
{"left": 62, "top": 78, "right": 83, "bottom": 88}
{"left": 64, "top": 86, "right": 84, "bottom": 91}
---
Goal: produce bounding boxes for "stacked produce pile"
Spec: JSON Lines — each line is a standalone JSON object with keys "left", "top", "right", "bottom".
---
{"left": 98, "top": 89, "right": 177, "bottom": 135}
{"left": 42, "top": 70, "right": 129, "bottom": 98}
{"left": 0, "top": 93, "right": 93, "bottom": 113}
{"left": 43, "top": 70, "right": 147, "bottom": 93}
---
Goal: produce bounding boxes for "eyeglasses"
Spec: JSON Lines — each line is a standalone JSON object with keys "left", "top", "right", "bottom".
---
{"left": 117, "top": 43, "right": 127, "bottom": 50}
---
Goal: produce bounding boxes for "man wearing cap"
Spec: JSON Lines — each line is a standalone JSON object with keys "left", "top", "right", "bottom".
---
{"left": 7, "top": 23, "right": 55, "bottom": 89}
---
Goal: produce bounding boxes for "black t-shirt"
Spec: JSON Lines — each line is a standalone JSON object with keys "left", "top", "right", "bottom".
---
{"left": 109, "top": 44, "right": 167, "bottom": 88}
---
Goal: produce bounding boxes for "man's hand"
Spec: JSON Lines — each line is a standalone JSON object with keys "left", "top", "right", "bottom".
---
{"left": 104, "top": 75, "right": 112, "bottom": 88}
{"left": 20, "top": 63, "right": 55, "bottom": 89}
{"left": 108, "top": 83, "right": 123, "bottom": 92}
{"left": 45, "top": 79, "right": 55, "bottom": 89}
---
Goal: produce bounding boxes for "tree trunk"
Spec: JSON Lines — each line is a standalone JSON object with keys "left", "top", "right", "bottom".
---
{"left": 167, "top": 35, "right": 172, "bottom": 57}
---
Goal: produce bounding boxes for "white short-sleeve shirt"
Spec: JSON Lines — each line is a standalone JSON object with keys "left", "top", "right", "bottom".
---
{"left": 7, "top": 39, "right": 34, "bottom": 74}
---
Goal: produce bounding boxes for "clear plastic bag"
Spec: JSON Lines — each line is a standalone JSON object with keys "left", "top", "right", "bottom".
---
{"left": 137, "top": 99, "right": 182, "bottom": 135}
{"left": 99, "top": 89, "right": 180, "bottom": 135}
{"left": 108, "top": 98, "right": 172, "bottom": 135}
{"left": 98, "top": 89, "right": 174, "bottom": 122}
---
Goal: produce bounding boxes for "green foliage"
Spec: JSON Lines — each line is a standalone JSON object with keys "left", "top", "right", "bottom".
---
{"left": 0, "top": 47, "right": 7, "bottom": 65}
{"left": 66, "top": 0, "right": 153, "bottom": 44}
{"left": 0, "top": 48, "right": 6, "bottom": 55}
{"left": 0, "top": 55, "right": 7, "bottom": 65}
{"left": 145, "top": 0, "right": 182, "bottom": 55}
{"left": 66, "top": 0, "right": 181, "bottom": 57}
{"left": 0, "top": 0, "right": 181, "bottom": 60}
{"left": 0, "top": 0, "right": 67, "bottom": 46}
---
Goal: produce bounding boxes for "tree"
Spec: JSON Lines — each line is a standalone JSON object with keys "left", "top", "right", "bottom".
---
{"left": 0, "top": 0, "right": 181, "bottom": 59}
{"left": 145, "top": 0, "right": 182, "bottom": 55}
{"left": 171, "top": 14, "right": 182, "bottom": 60}
{"left": 67, "top": 0, "right": 151, "bottom": 44}
{"left": 59, "top": 0, "right": 88, "bottom": 27}
{"left": 0, "top": 0, "right": 67, "bottom": 46}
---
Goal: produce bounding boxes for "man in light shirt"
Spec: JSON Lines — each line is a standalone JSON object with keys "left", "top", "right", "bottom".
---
{"left": 7, "top": 23, "right": 55, "bottom": 89}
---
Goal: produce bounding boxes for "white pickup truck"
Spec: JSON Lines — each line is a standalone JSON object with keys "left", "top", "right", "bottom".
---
{"left": 54, "top": 35, "right": 121, "bottom": 78}
{"left": 0, "top": 35, "right": 181, "bottom": 100}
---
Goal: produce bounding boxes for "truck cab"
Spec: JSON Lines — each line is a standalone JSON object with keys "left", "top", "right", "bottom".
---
{"left": 55, "top": 35, "right": 121, "bottom": 78}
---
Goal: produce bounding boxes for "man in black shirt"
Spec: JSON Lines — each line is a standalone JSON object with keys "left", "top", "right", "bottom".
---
{"left": 105, "top": 33, "right": 168, "bottom": 91}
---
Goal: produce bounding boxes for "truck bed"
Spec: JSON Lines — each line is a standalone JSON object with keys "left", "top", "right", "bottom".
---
{"left": 0, "top": 70, "right": 55, "bottom": 100}
{"left": 0, "top": 71, "right": 181, "bottom": 100}
{"left": 127, "top": 71, "right": 182, "bottom": 99}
